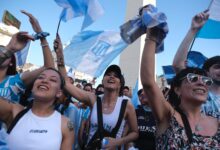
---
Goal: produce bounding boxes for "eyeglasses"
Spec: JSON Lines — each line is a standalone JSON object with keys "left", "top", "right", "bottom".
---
{"left": 182, "top": 73, "right": 213, "bottom": 86}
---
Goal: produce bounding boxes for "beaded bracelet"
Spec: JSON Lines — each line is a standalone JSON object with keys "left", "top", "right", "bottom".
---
{"left": 41, "top": 43, "right": 49, "bottom": 47}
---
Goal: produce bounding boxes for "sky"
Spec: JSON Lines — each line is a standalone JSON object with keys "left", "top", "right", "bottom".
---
{"left": 1, "top": 0, "right": 219, "bottom": 86}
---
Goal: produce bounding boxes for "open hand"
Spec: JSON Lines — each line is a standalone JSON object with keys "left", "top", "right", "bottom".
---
{"left": 21, "top": 10, "right": 42, "bottom": 33}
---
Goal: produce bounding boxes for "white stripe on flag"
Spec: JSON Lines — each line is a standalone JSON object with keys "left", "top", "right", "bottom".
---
{"left": 197, "top": 0, "right": 220, "bottom": 39}
{"left": 64, "top": 30, "right": 128, "bottom": 77}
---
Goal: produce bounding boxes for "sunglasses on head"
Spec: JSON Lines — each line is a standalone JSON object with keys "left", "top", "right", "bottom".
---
{"left": 182, "top": 73, "right": 213, "bottom": 86}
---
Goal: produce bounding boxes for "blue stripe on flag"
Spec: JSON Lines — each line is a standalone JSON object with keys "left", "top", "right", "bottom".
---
{"left": 64, "top": 30, "right": 128, "bottom": 77}
{"left": 197, "top": 19, "right": 220, "bottom": 39}
{"left": 131, "top": 79, "right": 140, "bottom": 109}
{"left": 15, "top": 41, "right": 31, "bottom": 66}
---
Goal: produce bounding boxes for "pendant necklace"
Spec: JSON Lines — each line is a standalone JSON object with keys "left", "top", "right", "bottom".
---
{"left": 194, "top": 114, "right": 204, "bottom": 132}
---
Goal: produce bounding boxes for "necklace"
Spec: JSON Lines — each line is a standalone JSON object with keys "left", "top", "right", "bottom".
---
{"left": 194, "top": 114, "right": 204, "bottom": 132}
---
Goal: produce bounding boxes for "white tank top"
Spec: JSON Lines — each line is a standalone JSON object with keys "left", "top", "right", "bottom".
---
{"left": 7, "top": 109, "right": 62, "bottom": 150}
{"left": 87, "top": 96, "right": 126, "bottom": 143}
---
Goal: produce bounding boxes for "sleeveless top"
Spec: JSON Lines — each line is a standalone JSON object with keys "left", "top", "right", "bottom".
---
{"left": 7, "top": 110, "right": 62, "bottom": 150}
{"left": 156, "top": 116, "right": 220, "bottom": 150}
{"left": 87, "top": 96, "right": 126, "bottom": 143}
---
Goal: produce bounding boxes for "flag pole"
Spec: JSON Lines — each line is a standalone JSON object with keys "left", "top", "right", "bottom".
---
{"left": 54, "top": 17, "right": 62, "bottom": 51}
{"left": 56, "top": 17, "right": 62, "bottom": 36}
{"left": 187, "top": 0, "right": 214, "bottom": 55}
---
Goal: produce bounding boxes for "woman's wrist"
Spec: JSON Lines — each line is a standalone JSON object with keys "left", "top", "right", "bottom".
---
{"left": 57, "top": 57, "right": 65, "bottom": 67}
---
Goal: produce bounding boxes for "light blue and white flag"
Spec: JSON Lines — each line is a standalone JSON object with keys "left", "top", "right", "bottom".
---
{"left": 64, "top": 30, "right": 128, "bottom": 77}
{"left": 162, "top": 65, "right": 175, "bottom": 85}
{"left": 197, "top": 0, "right": 220, "bottom": 39}
{"left": 15, "top": 41, "right": 31, "bottom": 66}
{"left": 187, "top": 51, "right": 207, "bottom": 68}
{"left": 131, "top": 79, "right": 140, "bottom": 109}
{"left": 55, "top": 0, "right": 104, "bottom": 30}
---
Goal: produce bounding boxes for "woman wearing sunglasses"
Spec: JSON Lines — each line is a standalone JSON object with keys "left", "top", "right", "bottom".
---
{"left": 141, "top": 27, "right": 220, "bottom": 149}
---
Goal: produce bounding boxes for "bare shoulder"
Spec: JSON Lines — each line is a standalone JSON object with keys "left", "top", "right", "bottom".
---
{"left": 61, "top": 115, "right": 74, "bottom": 133}
{"left": 124, "top": 100, "right": 135, "bottom": 117}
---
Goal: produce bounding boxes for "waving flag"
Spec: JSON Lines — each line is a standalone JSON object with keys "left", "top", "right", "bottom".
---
{"left": 54, "top": 0, "right": 104, "bottom": 30}
{"left": 197, "top": 0, "right": 220, "bottom": 39}
{"left": 162, "top": 65, "right": 175, "bottom": 85}
{"left": 187, "top": 51, "right": 207, "bottom": 68}
{"left": 131, "top": 79, "right": 140, "bottom": 109}
{"left": 15, "top": 41, "right": 31, "bottom": 66}
{"left": 63, "top": 30, "right": 128, "bottom": 77}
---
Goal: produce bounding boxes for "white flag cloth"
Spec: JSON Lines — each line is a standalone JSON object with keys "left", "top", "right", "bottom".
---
{"left": 64, "top": 30, "right": 128, "bottom": 77}
{"left": 197, "top": 0, "right": 220, "bottom": 39}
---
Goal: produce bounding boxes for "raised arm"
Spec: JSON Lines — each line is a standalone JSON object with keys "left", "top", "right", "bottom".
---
{"left": 140, "top": 28, "right": 172, "bottom": 128}
{"left": 172, "top": 11, "right": 209, "bottom": 73}
{"left": 54, "top": 35, "right": 96, "bottom": 107}
{"left": 20, "top": 10, "right": 55, "bottom": 86}
{"left": 0, "top": 32, "right": 34, "bottom": 65}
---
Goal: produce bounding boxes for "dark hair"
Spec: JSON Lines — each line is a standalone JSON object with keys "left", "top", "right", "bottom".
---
{"left": 6, "top": 54, "right": 17, "bottom": 75}
{"left": 123, "top": 86, "right": 129, "bottom": 91}
{"left": 137, "top": 89, "right": 143, "bottom": 96}
{"left": 83, "top": 83, "right": 93, "bottom": 91}
{"left": 119, "top": 74, "right": 125, "bottom": 96}
{"left": 167, "top": 67, "right": 207, "bottom": 143}
{"left": 202, "top": 56, "right": 220, "bottom": 71}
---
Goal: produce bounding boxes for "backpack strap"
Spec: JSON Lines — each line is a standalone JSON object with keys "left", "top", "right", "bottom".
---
{"left": 85, "top": 96, "right": 104, "bottom": 149}
{"left": 96, "top": 96, "right": 104, "bottom": 146}
{"left": 111, "top": 99, "right": 128, "bottom": 137}
{"left": 7, "top": 107, "right": 30, "bottom": 134}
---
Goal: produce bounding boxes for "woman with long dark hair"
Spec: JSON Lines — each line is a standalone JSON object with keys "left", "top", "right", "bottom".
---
{"left": 141, "top": 27, "right": 220, "bottom": 149}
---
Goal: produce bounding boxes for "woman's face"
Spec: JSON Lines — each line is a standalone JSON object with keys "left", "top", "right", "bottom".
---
{"left": 176, "top": 73, "right": 211, "bottom": 103}
{"left": 208, "top": 64, "right": 220, "bottom": 83}
{"left": 102, "top": 71, "right": 121, "bottom": 92}
{"left": 32, "top": 69, "right": 62, "bottom": 101}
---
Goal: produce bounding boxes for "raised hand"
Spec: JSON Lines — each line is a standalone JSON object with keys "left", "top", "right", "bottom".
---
{"left": 54, "top": 34, "right": 65, "bottom": 66}
{"left": 191, "top": 11, "right": 209, "bottom": 31}
{"left": 21, "top": 10, "right": 42, "bottom": 33}
{"left": 6, "top": 32, "right": 34, "bottom": 53}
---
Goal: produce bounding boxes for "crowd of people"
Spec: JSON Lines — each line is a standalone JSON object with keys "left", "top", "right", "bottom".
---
{"left": 0, "top": 7, "right": 219, "bottom": 150}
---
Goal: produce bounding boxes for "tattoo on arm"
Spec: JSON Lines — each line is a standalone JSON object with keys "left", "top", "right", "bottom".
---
{"left": 67, "top": 121, "right": 74, "bottom": 132}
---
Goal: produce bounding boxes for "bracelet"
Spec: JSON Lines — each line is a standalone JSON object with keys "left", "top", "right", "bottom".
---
{"left": 145, "top": 37, "right": 158, "bottom": 44}
{"left": 34, "top": 32, "right": 50, "bottom": 40}
{"left": 41, "top": 43, "right": 49, "bottom": 47}
{"left": 57, "top": 57, "right": 65, "bottom": 67}
{"left": 57, "top": 64, "right": 65, "bottom": 67}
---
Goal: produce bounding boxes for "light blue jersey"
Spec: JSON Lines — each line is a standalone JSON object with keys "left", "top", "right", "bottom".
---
{"left": 0, "top": 73, "right": 25, "bottom": 150}
{"left": 0, "top": 74, "right": 25, "bottom": 103}
{"left": 202, "top": 91, "right": 220, "bottom": 120}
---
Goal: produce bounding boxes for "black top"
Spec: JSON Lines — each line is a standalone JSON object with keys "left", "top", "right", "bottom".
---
{"left": 134, "top": 105, "right": 156, "bottom": 150}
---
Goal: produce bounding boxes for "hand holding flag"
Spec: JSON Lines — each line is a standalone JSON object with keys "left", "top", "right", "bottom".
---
{"left": 197, "top": 0, "right": 220, "bottom": 39}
